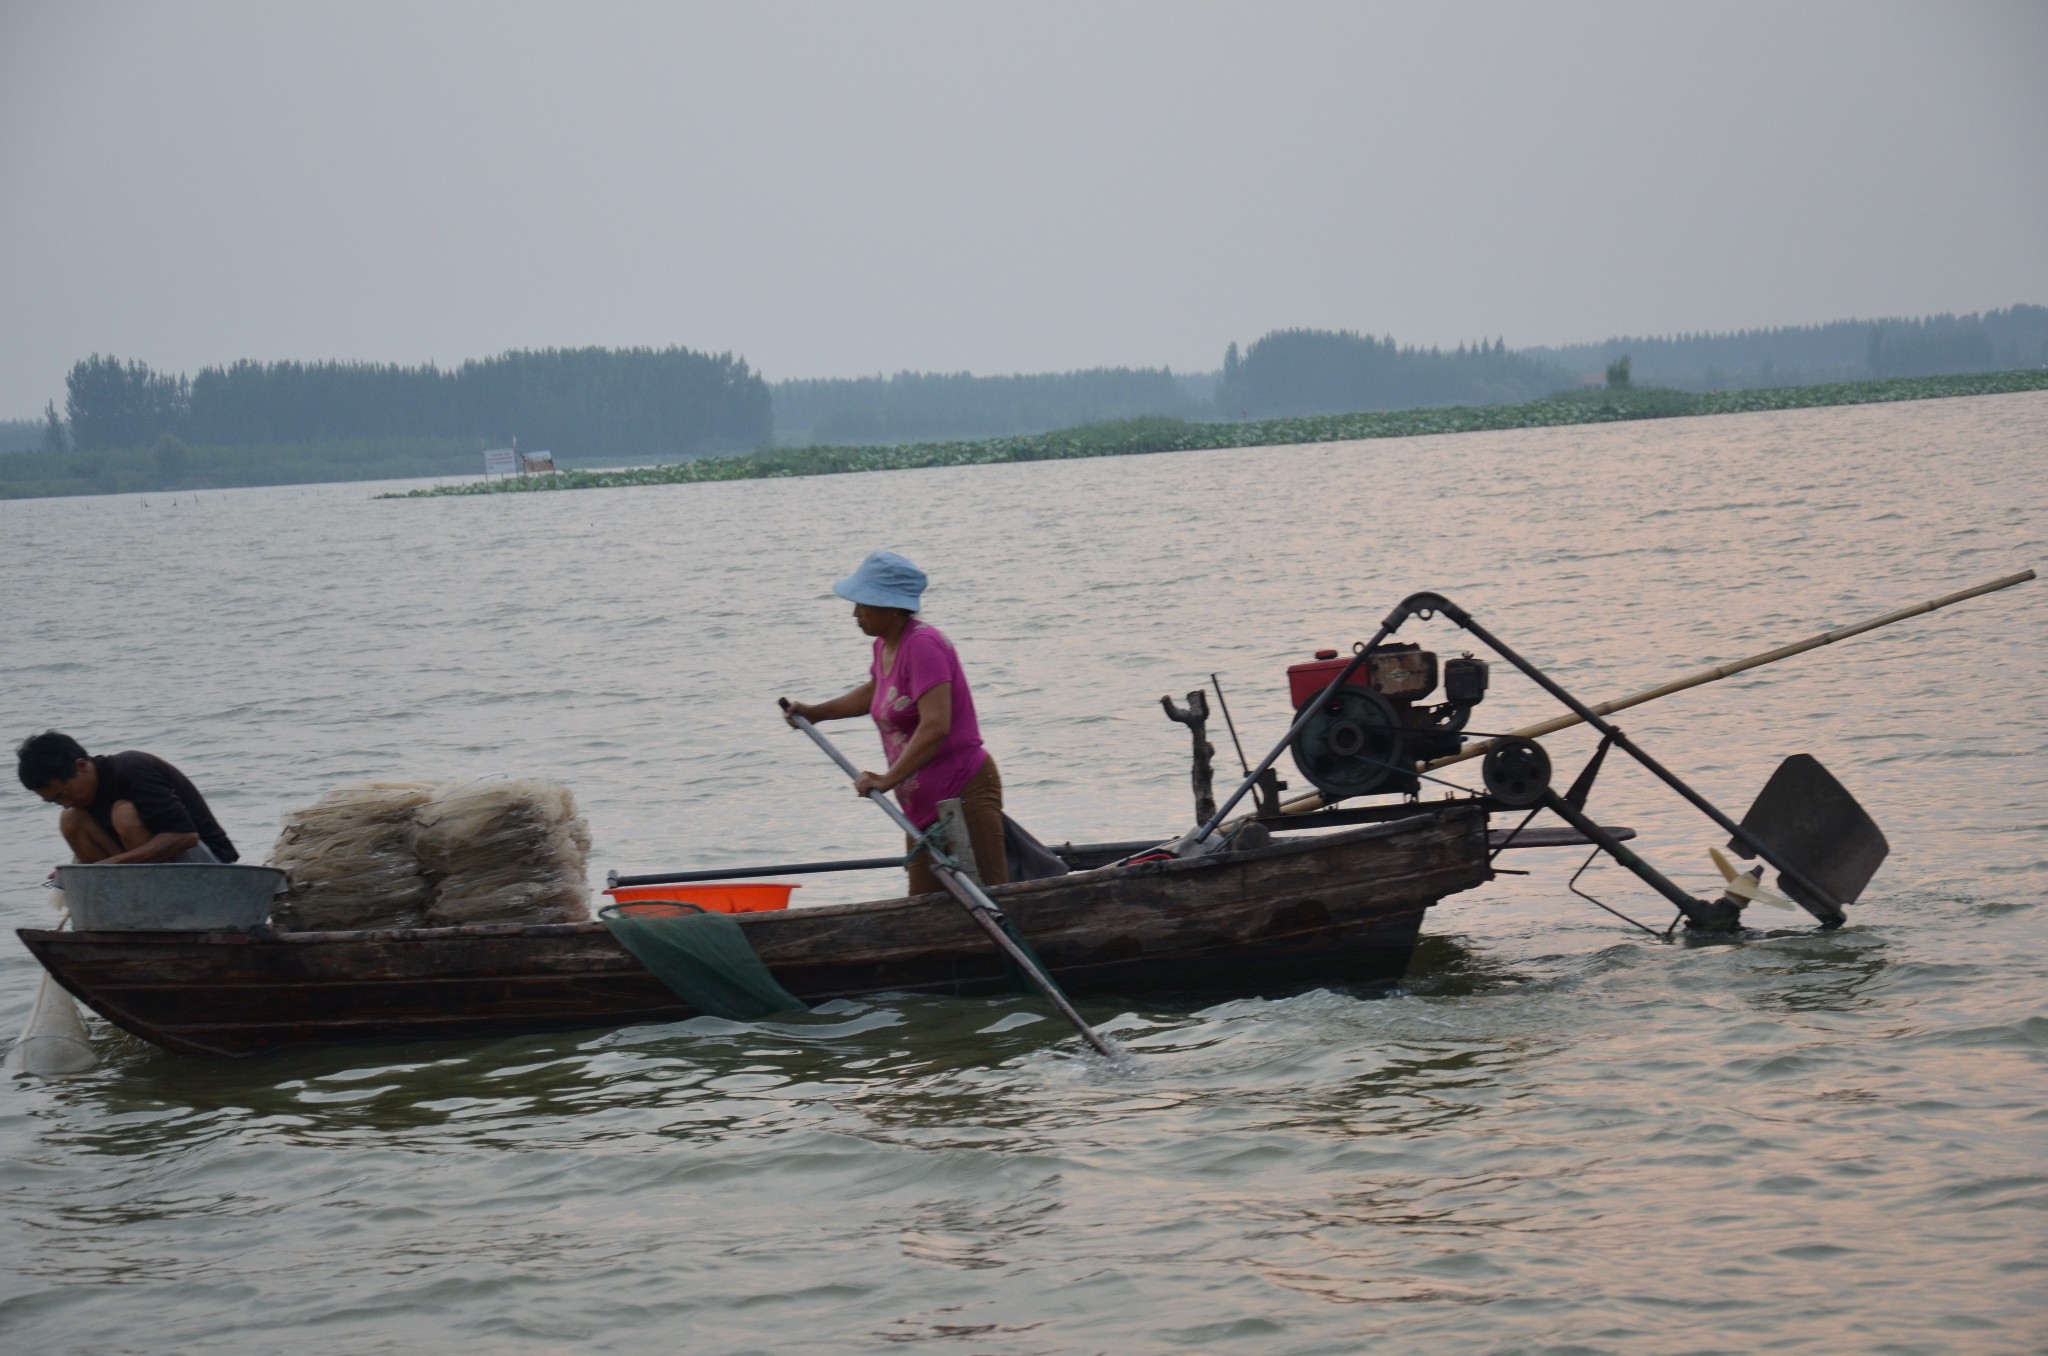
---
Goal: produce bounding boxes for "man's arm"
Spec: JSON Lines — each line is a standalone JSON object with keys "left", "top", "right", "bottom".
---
{"left": 102, "top": 799, "right": 198, "bottom": 863}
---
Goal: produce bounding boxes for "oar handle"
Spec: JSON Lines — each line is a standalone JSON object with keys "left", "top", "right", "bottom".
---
{"left": 778, "top": 699, "right": 1118, "bottom": 1058}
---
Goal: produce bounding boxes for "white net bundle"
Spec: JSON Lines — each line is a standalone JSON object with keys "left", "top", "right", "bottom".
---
{"left": 414, "top": 778, "right": 592, "bottom": 927}
{"left": 269, "top": 781, "right": 440, "bottom": 931}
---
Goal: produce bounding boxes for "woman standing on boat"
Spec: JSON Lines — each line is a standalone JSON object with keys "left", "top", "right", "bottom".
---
{"left": 784, "top": 551, "right": 1008, "bottom": 895}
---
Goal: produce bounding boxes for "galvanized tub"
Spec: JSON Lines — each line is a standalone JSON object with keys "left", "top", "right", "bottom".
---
{"left": 54, "top": 863, "right": 285, "bottom": 932}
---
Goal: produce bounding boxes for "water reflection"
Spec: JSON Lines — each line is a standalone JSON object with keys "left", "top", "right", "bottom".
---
{"left": 25, "top": 934, "right": 1546, "bottom": 1166}
{"left": 19, "top": 964, "right": 1577, "bottom": 1179}
{"left": 1398, "top": 933, "right": 1527, "bottom": 998}
{"left": 24, "top": 994, "right": 1118, "bottom": 1158}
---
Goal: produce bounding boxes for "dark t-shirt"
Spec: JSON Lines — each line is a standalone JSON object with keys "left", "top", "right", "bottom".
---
{"left": 88, "top": 751, "right": 239, "bottom": 863}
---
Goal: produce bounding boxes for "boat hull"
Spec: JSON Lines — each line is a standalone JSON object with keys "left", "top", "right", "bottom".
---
{"left": 18, "top": 808, "right": 1491, "bottom": 1058}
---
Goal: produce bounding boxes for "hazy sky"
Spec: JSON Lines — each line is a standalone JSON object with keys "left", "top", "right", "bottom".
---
{"left": 2, "top": 1, "right": 2043, "bottom": 417}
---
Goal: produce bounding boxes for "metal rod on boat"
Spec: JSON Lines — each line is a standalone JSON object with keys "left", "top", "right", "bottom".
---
{"left": 1209, "top": 673, "right": 1252, "bottom": 776}
{"left": 778, "top": 700, "right": 1119, "bottom": 1059}
{"left": 610, "top": 856, "right": 909, "bottom": 887}
{"left": 1538, "top": 791, "right": 1703, "bottom": 922}
{"left": 610, "top": 840, "right": 1170, "bottom": 889}
{"left": 1426, "top": 568, "right": 2036, "bottom": 771}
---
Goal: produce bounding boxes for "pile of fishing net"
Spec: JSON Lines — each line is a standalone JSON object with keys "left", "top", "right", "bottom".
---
{"left": 414, "top": 779, "right": 592, "bottom": 927}
{"left": 270, "top": 781, "right": 439, "bottom": 931}
{"left": 269, "top": 778, "right": 591, "bottom": 931}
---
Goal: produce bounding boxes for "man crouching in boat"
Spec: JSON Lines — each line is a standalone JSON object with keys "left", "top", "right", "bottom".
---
{"left": 16, "top": 731, "right": 239, "bottom": 866}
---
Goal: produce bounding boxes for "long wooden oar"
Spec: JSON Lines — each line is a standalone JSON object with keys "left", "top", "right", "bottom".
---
{"left": 1264, "top": 567, "right": 2034, "bottom": 816}
{"left": 779, "top": 700, "right": 1118, "bottom": 1058}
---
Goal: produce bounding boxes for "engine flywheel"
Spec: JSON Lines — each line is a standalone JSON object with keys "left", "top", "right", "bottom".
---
{"left": 1289, "top": 686, "right": 1405, "bottom": 800}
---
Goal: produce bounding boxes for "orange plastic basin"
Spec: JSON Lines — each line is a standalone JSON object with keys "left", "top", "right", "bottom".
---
{"left": 601, "top": 882, "right": 798, "bottom": 914}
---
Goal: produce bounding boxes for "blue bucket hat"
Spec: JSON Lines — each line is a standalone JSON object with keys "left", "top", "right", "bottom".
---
{"left": 833, "top": 550, "right": 927, "bottom": 611}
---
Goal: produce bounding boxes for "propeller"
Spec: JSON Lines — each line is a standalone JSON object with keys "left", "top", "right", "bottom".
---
{"left": 1709, "top": 847, "right": 1797, "bottom": 911}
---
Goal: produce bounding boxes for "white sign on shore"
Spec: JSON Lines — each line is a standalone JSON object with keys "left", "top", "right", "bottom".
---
{"left": 483, "top": 447, "right": 517, "bottom": 476}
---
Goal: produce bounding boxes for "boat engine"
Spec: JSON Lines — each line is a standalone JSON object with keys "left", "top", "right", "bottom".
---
{"left": 1286, "top": 644, "right": 1488, "bottom": 800}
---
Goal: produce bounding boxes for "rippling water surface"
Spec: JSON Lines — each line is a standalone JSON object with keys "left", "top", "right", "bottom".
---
{"left": 2, "top": 393, "right": 2044, "bottom": 1354}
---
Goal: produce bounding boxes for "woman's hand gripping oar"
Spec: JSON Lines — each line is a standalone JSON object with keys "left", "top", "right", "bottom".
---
{"left": 779, "top": 699, "right": 1119, "bottom": 1059}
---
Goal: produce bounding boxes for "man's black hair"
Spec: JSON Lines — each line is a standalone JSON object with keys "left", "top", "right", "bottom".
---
{"left": 17, "top": 731, "right": 89, "bottom": 792}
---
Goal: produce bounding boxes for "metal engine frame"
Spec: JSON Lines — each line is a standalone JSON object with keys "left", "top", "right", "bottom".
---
{"left": 1184, "top": 590, "right": 1852, "bottom": 930}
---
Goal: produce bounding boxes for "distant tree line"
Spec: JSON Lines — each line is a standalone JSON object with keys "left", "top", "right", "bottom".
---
{"left": 761, "top": 307, "right": 2048, "bottom": 444}
{"left": 61, "top": 347, "right": 771, "bottom": 458}
{"left": 770, "top": 340, "right": 1575, "bottom": 445}
{"left": 1865, "top": 317, "right": 2003, "bottom": 378}
{"left": 0, "top": 404, "right": 73, "bottom": 455}
{"left": 1214, "top": 331, "right": 1574, "bottom": 418}
{"left": 772, "top": 367, "right": 1204, "bottom": 445}
{"left": 0, "top": 419, "right": 40, "bottom": 455}
{"left": 1522, "top": 305, "right": 2048, "bottom": 391}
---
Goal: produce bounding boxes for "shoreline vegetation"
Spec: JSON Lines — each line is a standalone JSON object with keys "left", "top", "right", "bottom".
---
{"left": 0, "top": 436, "right": 483, "bottom": 501}
{"left": 386, "top": 369, "right": 2048, "bottom": 501}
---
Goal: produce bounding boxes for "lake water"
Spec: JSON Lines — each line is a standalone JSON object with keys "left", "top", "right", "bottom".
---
{"left": 2, "top": 392, "right": 2043, "bottom": 1354}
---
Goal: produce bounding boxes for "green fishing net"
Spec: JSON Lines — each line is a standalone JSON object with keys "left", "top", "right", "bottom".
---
{"left": 600, "top": 906, "right": 805, "bottom": 1021}
{"left": 996, "top": 916, "right": 1053, "bottom": 997}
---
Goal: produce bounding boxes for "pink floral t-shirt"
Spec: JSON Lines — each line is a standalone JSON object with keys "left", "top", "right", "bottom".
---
{"left": 870, "top": 619, "right": 987, "bottom": 829}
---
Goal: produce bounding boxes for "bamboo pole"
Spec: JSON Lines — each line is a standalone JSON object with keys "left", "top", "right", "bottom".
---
{"left": 1275, "top": 568, "right": 2034, "bottom": 813}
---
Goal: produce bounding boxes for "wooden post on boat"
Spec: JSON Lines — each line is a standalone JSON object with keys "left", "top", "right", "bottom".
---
{"left": 1160, "top": 690, "right": 1218, "bottom": 824}
{"left": 935, "top": 799, "right": 985, "bottom": 891}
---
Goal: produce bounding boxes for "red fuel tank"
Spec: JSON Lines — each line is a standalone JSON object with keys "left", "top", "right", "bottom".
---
{"left": 1287, "top": 643, "right": 1439, "bottom": 708}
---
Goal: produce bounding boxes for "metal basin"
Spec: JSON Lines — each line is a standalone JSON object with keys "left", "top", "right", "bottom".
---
{"left": 54, "top": 863, "right": 285, "bottom": 932}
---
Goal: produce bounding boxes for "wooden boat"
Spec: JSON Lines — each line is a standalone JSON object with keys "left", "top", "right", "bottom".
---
{"left": 24, "top": 571, "right": 2007, "bottom": 1063}
{"left": 18, "top": 805, "right": 1492, "bottom": 1058}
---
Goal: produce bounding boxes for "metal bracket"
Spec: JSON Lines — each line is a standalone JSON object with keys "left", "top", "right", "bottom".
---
{"left": 1564, "top": 733, "right": 1615, "bottom": 811}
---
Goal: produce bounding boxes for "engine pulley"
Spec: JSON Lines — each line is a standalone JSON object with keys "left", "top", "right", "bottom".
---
{"left": 1289, "top": 686, "right": 1407, "bottom": 800}
{"left": 1482, "top": 738, "right": 1553, "bottom": 808}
